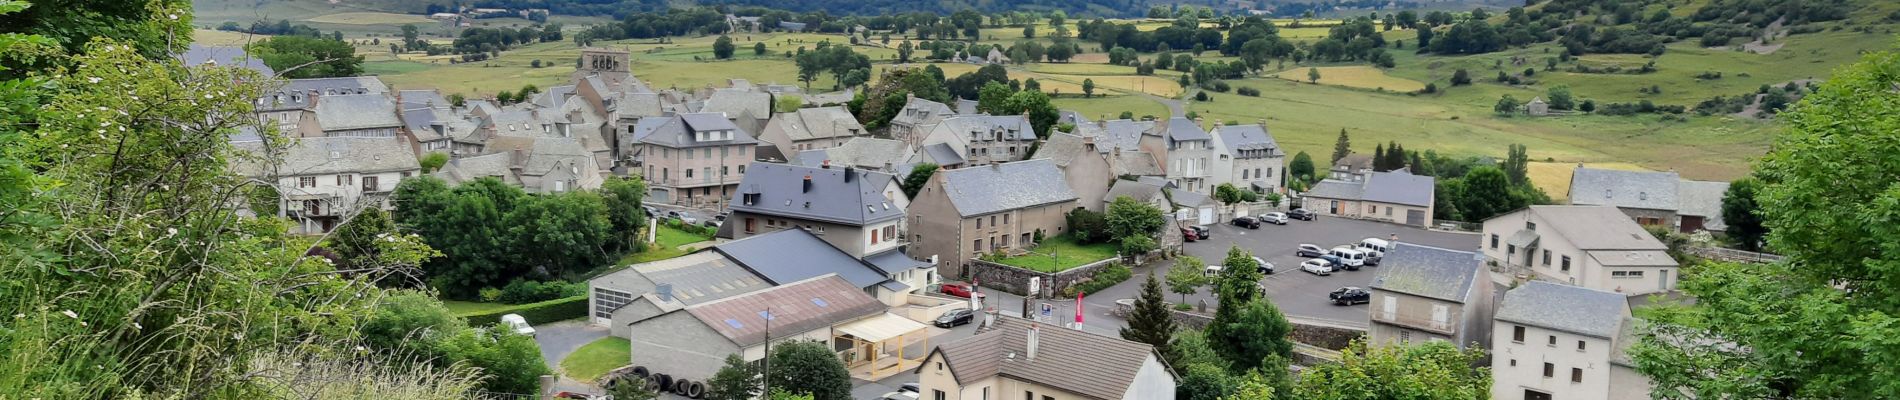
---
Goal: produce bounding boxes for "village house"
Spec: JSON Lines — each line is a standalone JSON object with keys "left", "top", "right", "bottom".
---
{"left": 794, "top": 137, "right": 916, "bottom": 174}
{"left": 253, "top": 76, "right": 389, "bottom": 135}
{"left": 1101, "top": 178, "right": 1193, "bottom": 251}
{"left": 1491, "top": 281, "right": 1652, "bottom": 400}
{"left": 1568, "top": 166, "right": 1732, "bottom": 233}
{"left": 720, "top": 162, "right": 934, "bottom": 292}
{"left": 1034, "top": 132, "right": 1116, "bottom": 213}
{"left": 1481, "top": 206, "right": 1680, "bottom": 295}
{"left": 915, "top": 317, "right": 1177, "bottom": 400}
{"left": 232, "top": 136, "right": 419, "bottom": 234}
{"left": 919, "top": 114, "right": 1038, "bottom": 167}
{"left": 1367, "top": 243, "right": 1495, "bottom": 349}
{"left": 909, "top": 159, "right": 1078, "bottom": 279}
{"left": 1209, "top": 122, "right": 1286, "bottom": 194}
{"left": 911, "top": 142, "right": 969, "bottom": 170}
{"left": 431, "top": 136, "right": 603, "bottom": 193}
{"left": 757, "top": 106, "right": 867, "bottom": 157}
{"left": 1301, "top": 170, "right": 1437, "bottom": 227}
{"left": 889, "top": 95, "right": 957, "bottom": 145}
{"left": 1328, "top": 153, "right": 1375, "bottom": 181}
{"left": 634, "top": 113, "right": 760, "bottom": 206}
{"left": 1139, "top": 117, "right": 1213, "bottom": 194}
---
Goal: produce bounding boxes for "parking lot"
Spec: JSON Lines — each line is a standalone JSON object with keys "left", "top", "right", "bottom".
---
{"left": 1176, "top": 215, "right": 1480, "bottom": 327}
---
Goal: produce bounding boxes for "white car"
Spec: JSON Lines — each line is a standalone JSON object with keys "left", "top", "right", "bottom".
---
{"left": 1204, "top": 264, "right": 1224, "bottom": 276}
{"left": 877, "top": 391, "right": 921, "bottom": 400}
{"left": 1259, "top": 212, "right": 1289, "bottom": 225}
{"left": 1300, "top": 259, "right": 1334, "bottom": 276}
{"left": 500, "top": 314, "right": 535, "bottom": 337}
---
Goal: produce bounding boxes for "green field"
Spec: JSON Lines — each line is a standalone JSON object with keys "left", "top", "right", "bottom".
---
{"left": 991, "top": 234, "right": 1121, "bottom": 273}
{"left": 1271, "top": 66, "right": 1426, "bottom": 92}
{"left": 1054, "top": 94, "right": 1170, "bottom": 121}
{"left": 560, "top": 337, "right": 631, "bottom": 383}
{"left": 303, "top": 11, "right": 434, "bottom": 25}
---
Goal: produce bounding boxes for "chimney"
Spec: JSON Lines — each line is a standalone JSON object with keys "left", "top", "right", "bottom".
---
{"left": 1026, "top": 324, "right": 1040, "bottom": 361}
{"left": 511, "top": 145, "right": 526, "bottom": 171}
{"left": 844, "top": 166, "right": 856, "bottom": 183}
{"left": 1083, "top": 136, "right": 1097, "bottom": 152}
{"left": 802, "top": 174, "right": 813, "bottom": 193}
{"left": 821, "top": 159, "right": 832, "bottom": 169}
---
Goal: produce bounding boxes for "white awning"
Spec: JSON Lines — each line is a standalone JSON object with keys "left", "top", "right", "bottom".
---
{"left": 836, "top": 313, "right": 928, "bottom": 343}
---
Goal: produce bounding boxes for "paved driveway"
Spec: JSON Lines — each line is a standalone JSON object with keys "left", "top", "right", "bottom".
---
{"left": 1177, "top": 217, "right": 1480, "bottom": 327}
{"left": 535, "top": 319, "right": 610, "bottom": 395}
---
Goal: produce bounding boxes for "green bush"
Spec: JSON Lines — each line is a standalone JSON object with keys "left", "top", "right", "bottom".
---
{"left": 498, "top": 279, "right": 585, "bottom": 304}
{"left": 1064, "top": 263, "right": 1132, "bottom": 297}
{"left": 462, "top": 295, "right": 588, "bottom": 326}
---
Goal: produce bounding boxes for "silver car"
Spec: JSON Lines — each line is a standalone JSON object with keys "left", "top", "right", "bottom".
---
{"left": 1259, "top": 212, "right": 1289, "bottom": 225}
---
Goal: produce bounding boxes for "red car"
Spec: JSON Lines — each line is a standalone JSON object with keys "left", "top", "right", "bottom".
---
{"left": 1181, "top": 227, "right": 1199, "bottom": 242}
{"left": 940, "top": 283, "right": 986, "bottom": 299}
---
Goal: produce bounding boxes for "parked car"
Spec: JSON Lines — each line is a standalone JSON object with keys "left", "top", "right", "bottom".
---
{"left": 554, "top": 392, "right": 598, "bottom": 399}
{"left": 1301, "top": 259, "right": 1335, "bottom": 276}
{"left": 1296, "top": 244, "right": 1326, "bottom": 258}
{"left": 877, "top": 391, "right": 922, "bottom": 400}
{"left": 1181, "top": 226, "right": 1199, "bottom": 242}
{"left": 1189, "top": 225, "right": 1211, "bottom": 240}
{"left": 499, "top": 314, "right": 535, "bottom": 337}
{"left": 1288, "top": 209, "right": 1318, "bottom": 221}
{"left": 1318, "top": 254, "right": 1347, "bottom": 269}
{"left": 1328, "top": 247, "right": 1367, "bottom": 270}
{"left": 939, "top": 283, "right": 985, "bottom": 299}
{"left": 934, "top": 308, "right": 974, "bottom": 328}
{"left": 1230, "top": 216, "right": 1261, "bottom": 229}
{"left": 1255, "top": 257, "right": 1275, "bottom": 275}
{"left": 642, "top": 206, "right": 658, "bottom": 218}
{"left": 899, "top": 383, "right": 920, "bottom": 394}
{"left": 702, "top": 219, "right": 722, "bottom": 229}
{"left": 1356, "top": 238, "right": 1389, "bottom": 266}
{"left": 1329, "top": 287, "right": 1371, "bottom": 305}
{"left": 1258, "top": 212, "right": 1289, "bottom": 225}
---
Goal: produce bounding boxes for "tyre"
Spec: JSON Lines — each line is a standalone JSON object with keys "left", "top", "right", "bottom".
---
{"left": 656, "top": 374, "right": 673, "bottom": 390}
{"left": 688, "top": 381, "right": 707, "bottom": 398}
{"left": 631, "top": 366, "right": 649, "bottom": 378}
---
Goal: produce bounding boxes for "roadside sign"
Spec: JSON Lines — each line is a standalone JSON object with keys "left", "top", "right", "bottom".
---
{"left": 1027, "top": 277, "right": 1040, "bottom": 296}
{"left": 1040, "top": 303, "right": 1052, "bottom": 319}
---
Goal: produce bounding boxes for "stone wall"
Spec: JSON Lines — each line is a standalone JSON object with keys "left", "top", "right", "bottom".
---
{"left": 1166, "top": 309, "right": 1366, "bottom": 351}
{"left": 966, "top": 257, "right": 1120, "bottom": 297}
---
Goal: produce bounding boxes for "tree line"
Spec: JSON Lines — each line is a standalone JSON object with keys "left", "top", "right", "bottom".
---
{"left": 390, "top": 176, "right": 648, "bottom": 299}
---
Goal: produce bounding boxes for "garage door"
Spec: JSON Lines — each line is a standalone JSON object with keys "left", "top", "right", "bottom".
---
{"left": 648, "top": 188, "right": 670, "bottom": 204}
{"left": 1405, "top": 209, "right": 1425, "bottom": 226}
{"left": 1199, "top": 207, "right": 1215, "bottom": 225}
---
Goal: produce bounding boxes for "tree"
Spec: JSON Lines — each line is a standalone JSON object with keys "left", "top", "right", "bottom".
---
{"left": 1450, "top": 68, "right": 1471, "bottom": 86}
{"left": 1223, "top": 300, "right": 1294, "bottom": 373}
{"left": 1178, "top": 362, "right": 1238, "bottom": 400}
{"left": 714, "top": 35, "right": 735, "bottom": 59}
{"left": 1023, "top": 24, "right": 1035, "bottom": 38}
{"left": 1292, "top": 341, "right": 1490, "bottom": 399}
{"left": 1289, "top": 151, "right": 1316, "bottom": 182}
{"left": 1331, "top": 129, "right": 1352, "bottom": 164}
{"left": 1630, "top": 49, "right": 1900, "bottom": 399}
{"left": 1720, "top": 177, "right": 1767, "bottom": 251}
{"left": 754, "top": 41, "right": 767, "bottom": 56}
{"left": 1213, "top": 183, "right": 1255, "bottom": 215}
{"left": 1166, "top": 256, "right": 1209, "bottom": 304}
{"left": 1001, "top": 90, "right": 1060, "bottom": 138}
{"left": 767, "top": 340, "right": 853, "bottom": 400}
{"left": 1494, "top": 94, "right": 1522, "bottom": 115}
{"left": 1106, "top": 196, "right": 1166, "bottom": 241}
{"left": 1307, "top": 67, "right": 1321, "bottom": 83}
{"left": 434, "top": 326, "right": 551, "bottom": 394}
{"left": 1120, "top": 235, "right": 1158, "bottom": 256}
{"left": 977, "top": 82, "right": 1012, "bottom": 114}
{"left": 1225, "top": 371, "right": 1280, "bottom": 400}
{"left": 1502, "top": 144, "right": 1530, "bottom": 186}
{"left": 1082, "top": 78, "right": 1095, "bottom": 97}
{"left": 600, "top": 176, "right": 648, "bottom": 252}
{"left": 896, "top": 41, "right": 913, "bottom": 62}
{"left": 328, "top": 207, "right": 399, "bottom": 270}
{"left": 707, "top": 354, "right": 761, "bottom": 400}
{"left": 420, "top": 152, "right": 449, "bottom": 173}
{"left": 1546, "top": 85, "right": 1575, "bottom": 110}
{"left": 900, "top": 163, "right": 938, "bottom": 198}
{"left": 1457, "top": 166, "right": 1518, "bottom": 221}
{"left": 360, "top": 290, "right": 462, "bottom": 355}
{"left": 1121, "top": 273, "right": 1177, "bottom": 354}
{"left": 250, "top": 35, "right": 364, "bottom": 78}
{"left": 504, "top": 191, "right": 612, "bottom": 278}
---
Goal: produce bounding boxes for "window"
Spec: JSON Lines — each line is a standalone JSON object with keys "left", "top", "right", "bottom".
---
{"left": 745, "top": 218, "right": 757, "bottom": 233}
{"left": 1513, "top": 325, "right": 1525, "bottom": 342}
{"left": 1510, "top": 359, "right": 1517, "bottom": 366}
{"left": 1369, "top": 205, "right": 1377, "bottom": 214}
{"left": 1490, "top": 234, "right": 1499, "bottom": 249}
{"left": 738, "top": 165, "right": 746, "bottom": 174}
{"left": 871, "top": 229, "right": 879, "bottom": 245}
{"left": 973, "top": 239, "right": 982, "bottom": 252}
{"left": 1003, "top": 214, "right": 1009, "bottom": 224}
{"left": 1242, "top": 169, "right": 1249, "bottom": 179}
{"left": 885, "top": 226, "right": 897, "bottom": 241}
{"left": 976, "top": 218, "right": 983, "bottom": 229}
{"left": 1561, "top": 256, "right": 1572, "bottom": 272}
{"left": 1543, "top": 363, "right": 1554, "bottom": 378}
{"left": 685, "top": 148, "right": 694, "bottom": 159}
{"left": 721, "top": 147, "right": 728, "bottom": 157}
{"left": 1578, "top": 340, "right": 1587, "bottom": 351}
{"left": 1548, "top": 335, "right": 1557, "bottom": 346}
{"left": 739, "top": 146, "right": 748, "bottom": 156}
{"left": 685, "top": 169, "right": 694, "bottom": 178}
{"left": 704, "top": 148, "right": 712, "bottom": 158}
{"left": 1385, "top": 207, "right": 1393, "bottom": 216}
{"left": 1542, "top": 250, "right": 1551, "bottom": 266}
{"left": 990, "top": 216, "right": 996, "bottom": 227}
{"left": 1025, "top": 391, "right": 1032, "bottom": 400}
{"left": 1613, "top": 271, "right": 1647, "bottom": 279}
{"left": 933, "top": 390, "right": 946, "bottom": 400}
{"left": 336, "top": 174, "right": 352, "bottom": 186}
{"left": 1508, "top": 244, "right": 1516, "bottom": 256}
{"left": 721, "top": 166, "right": 729, "bottom": 176}
{"left": 299, "top": 176, "right": 316, "bottom": 188}
{"left": 1571, "top": 368, "right": 1583, "bottom": 383}
{"left": 1527, "top": 221, "right": 1537, "bottom": 230}
{"left": 1000, "top": 235, "right": 1010, "bottom": 248}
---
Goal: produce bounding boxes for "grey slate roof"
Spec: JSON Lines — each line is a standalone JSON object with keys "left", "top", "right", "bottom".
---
{"left": 1569, "top": 167, "right": 1680, "bottom": 211}
{"left": 260, "top": 76, "right": 388, "bottom": 111}
{"left": 712, "top": 229, "right": 890, "bottom": 289}
{"left": 865, "top": 249, "right": 930, "bottom": 275}
{"left": 1034, "top": 132, "right": 1092, "bottom": 168}
{"left": 398, "top": 89, "right": 450, "bottom": 110}
{"left": 1332, "top": 153, "right": 1374, "bottom": 171}
{"left": 768, "top": 106, "right": 864, "bottom": 141}
{"left": 237, "top": 136, "right": 420, "bottom": 176}
{"left": 925, "top": 317, "right": 1163, "bottom": 400}
{"left": 1675, "top": 180, "right": 1731, "bottom": 221}
{"left": 1303, "top": 179, "right": 1364, "bottom": 201}
{"left": 1496, "top": 281, "right": 1630, "bottom": 339}
{"left": 1525, "top": 206, "right": 1668, "bottom": 250}
{"left": 797, "top": 137, "right": 912, "bottom": 169}
{"left": 938, "top": 159, "right": 1078, "bottom": 218}
{"left": 314, "top": 94, "right": 403, "bottom": 132}
{"left": 180, "top": 44, "right": 274, "bottom": 76}
{"left": 699, "top": 89, "right": 771, "bottom": 122}
{"left": 432, "top": 152, "right": 515, "bottom": 185}
{"left": 1369, "top": 243, "right": 1482, "bottom": 303}
{"left": 1162, "top": 117, "right": 1210, "bottom": 141}
{"left": 1362, "top": 171, "right": 1435, "bottom": 207}
{"left": 482, "top": 136, "right": 596, "bottom": 177}
{"left": 892, "top": 97, "right": 955, "bottom": 128}
{"left": 730, "top": 163, "right": 904, "bottom": 226}
{"left": 685, "top": 274, "right": 884, "bottom": 347}
{"left": 1212, "top": 124, "right": 1283, "bottom": 158}
{"left": 1093, "top": 120, "right": 1154, "bottom": 154}
{"left": 955, "top": 99, "right": 979, "bottom": 115}
{"left": 921, "top": 143, "right": 966, "bottom": 166}
{"left": 636, "top": 113, "right": 760, "bottom": 148}
{"left": 1109, "top": 150, "right": 1164, "bottom": 177}
{"left": 1105, "top": 179, "right": 1167, "bottom": 207}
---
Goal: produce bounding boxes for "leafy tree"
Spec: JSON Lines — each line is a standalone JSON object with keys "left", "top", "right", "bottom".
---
{"left": 360, "top": 290, "right": 462, "bottom": 355}
{"left": 1494, "top": 94, "right": 1521, "bottom": 115}
{"left": 1224, "top": 371, "right": 1280, "bottom": 400}
{"left": 896, "top": 41, "right": 913, "bottom": 62}
{"left": 600, "top": 176, "right": 648, "bottom": 252}
{"left": 1106, "top": 195, "right": 1166, "bottom": 240}
{"left": 1502, "top": 144, "right": 1530, "bottom": 186}
{"left": 769, "top": 389, "right": 816, "bottom": 400}
{"left": 1223, "top": 300, "right": 1294, "bottom": 374}
{"left": 420, "top": 152, "right": 449, "bottom": 173}
{"left": 1120, "top": 235, "right": 1158, "bottom": 256}
{"left": 1082, "top": 78, "right": 1095, "bottom": 97}
{"left": 1331, "top": 129, "right": 1352, "bottom": 164}
{"left": 1022, "top": 24, "right": 1035, "bottom": 38}
{"left": 714, "top": 35, "right": 735, "bottom": 59}
{"left": 250, "top": 35, "right": 364, "bottom": 78}
{"left": 1457, "top": 166, "right": 1517, "bottom": 221}
{"left": 504, "top": 191, "right": 613, "bottom": 278}
{"left": 1166, "top": 256, "right": 1209, "bottom": 304}
{"left": 434, "top": 326, "right": 551, "bottom": 394}
{"left": 1000, "top": 89, "right": 1060, "bottom": 138}
{"left": 754, "top": 41, "right": 767, "bottom": 56}
{"left": 1306, "top": 67, "right": 1321, "bottom": 83}
{"left": 329, "top": 207, "right": 399, "bottom": 270}
{"left": 767, "top": 340, "right": 852, "bottom": 400}
{"left": 1632, "top": 48, "right": 1900, "bottom": 399}
{"left": 977, "top": 81, "right": 1012, "bottom": 114}
{"left": 1289, "top": 151, "right": 1315, "bottom": 182}
{"left": 1292, "top": 341, "right": 1490, "bottom": 399}
{"left": 1450, "top": 68, "right": 1471, "bottom": 86}
{"left": 1720, "top": 177, "right": 1766, "bottom": 251}
{"left": 1178, "top": 362, "right": 1237, "bottom": 400}
{"left": 1546, "top": 85, "right": 1575, "bottom": 110}
{"left": 901, "top": 163, "right": 938, "bottom": 198}
{"left": 1121, "top": 272, "right": 1177, "bottom": 354}
{"left": 1169, "top": 329, "right": 1228, "bottom": 371}
{"left": 707, "top": 354, "right": 761, "bottom": 400}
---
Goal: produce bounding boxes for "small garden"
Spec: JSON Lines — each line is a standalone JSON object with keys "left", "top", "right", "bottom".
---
{"left": 986, "top": 234, "right": 1120, "bottom": 273}
{"left": 619, "top": 219, "right": 716, "bottom": 264}
{"left": 561, "top": 337, "right": 632, "bottom": 383}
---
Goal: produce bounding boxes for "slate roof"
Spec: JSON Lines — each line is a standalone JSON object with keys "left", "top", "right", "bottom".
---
{"left": 1332, "top": 153, "right": 1373, "bottom": 171}
{"left": 1496, "top": 281, "right": 1630, "bottom": 339}
{"left": 1303, "top": 179, "right": 1364, "bottom": 200}
{"left": 685, "top": 274, "right": 884, "bottom": 347}
{"left": 260, "top": 76, "right": 388, "bottom": 111}
{"left": 1034, "top": 132, "right": 1093, "bottom": 168}
{"left": 938, "top": 115, "right": 1037, "bottom": 142}
{"left": 1362, "top": 171, "right": 1435, "bottom": 207}
{"left": 937, "top": 159, "right": 1078, "bottom": 218}
{"left": 712, "top": 228, "right": 890, "bottom": 288}
{"left": 797, "top": 137, "right": 912, "bottom": 169}
{"left": 397, "top": 90, "right": 450, "bottom": 110}
{"left": 1212, "top": 124, "right": 1283, "bottom": 158}
{"left": 699, "top": 89, "right": 771, "bottom": 122}
{"left": 955, "top": 99, "right": 979, "bottom": 115}
{"left": 1105, "top": 179, "right": 1167, "bottom": 206}
{"left": 314, "top": 94, "right": 403, "bottom": 132}
{"left": 624, "top": 251, "right": 771, "bottom": 306}
{"left": 1109, "top": 150, "right": 1164, "bottom": 177}
{"left": 865, "top": 249, "right": 931, "bottom": 275}
{"left": 482, "top": 136, "right": 596, "bottom": 177}
{"left": 1675, "top": 180, "right": 1730, "bottom": 221}
{"left": 921, "top": 143, "right": 966, "bottom": 166}
{"left": 730, "top": 163, "right": 904, "bottom": 226}
{"left": 1569, "top": 167, "right": 1680, "bottom": 211}
{"left": 892, "top": 97, "right": 955, "bottom": 127}
{"left": 180, "top": 44, "right": 274, "bottom": 76}
{"left": 1369, "top": 243, "right": 1482, "bottom": 303}
{"left": 1161, "top": 117, "right": 1210, "bottom": 141}
{"left": 1093, "top": 120, "right": 1154, "bottom": 154}
{"left": 924, "top": 317, "right": 1163, "bottom": 400}
{"left": 768, "top": 106, "right": 865, "bottom": 141}
{"left": 432, "top": 152, "right": 516, "bottom": 185}
{"left": 1525, "top": 206, "right": 1668, "bottom": 250}
{"left": 636, "top": 113, "right": 760, "bottom": 148}
{"left": 237, "top": 136, "right": 420, "bottom": 176}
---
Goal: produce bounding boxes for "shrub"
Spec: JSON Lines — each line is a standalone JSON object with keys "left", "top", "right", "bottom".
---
{"left": 1194, "top": 91, "right": 1211, "bottom": 101}
{"left": 1207, "top": 81, "right": 1232, "bottom": 92}
{"left": 462, "top": 295, "right": 588, "bottom": 326}
{"left": 1064, "top": 263, "right": 1132, "bottom": 297}
{"left": 1236, "top": 87, "right": 1260, "bottom": 96}
{"left": 499, "top": 279, "right": 585, "bottom": 304}
{"left": 1422, "top": 83, "right": 1438, "bottom": 93}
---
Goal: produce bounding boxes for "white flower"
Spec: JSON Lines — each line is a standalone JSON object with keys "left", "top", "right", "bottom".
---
{"left": 203, "top": 93, "right": 213, "bottom": 99}
{"left": 166, "top": 228, "right": 177, "bottom": 236}
{"left": 61, "top": 310, "right": 77, "bottom": 319}
{"left": 12, "top": 313, "right": 22, "bottom": 319}
{"left": 87, "top": 77, "right": 101, "bottom": 84}
{"left": 354, "top": 346, "right": 366, "bottom": 351}
{"left": 232, "top": 332, "right": 244, "bottom": 340}
{"left": 168, "top": 14, "right": 178, "bottom": 20}
{"left": 133, "top": 322, "right": 142, "bottom": 330}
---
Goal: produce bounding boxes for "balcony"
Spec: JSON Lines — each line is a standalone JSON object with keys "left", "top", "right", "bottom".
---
{"left": 1371, "top": 311, "right": 1455, "bottom": 335}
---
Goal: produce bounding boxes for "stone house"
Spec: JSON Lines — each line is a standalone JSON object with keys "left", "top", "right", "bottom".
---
{"left": 432, "top": 136, "right": 603, "bottom": 193}
{"left": 1139, "top": 117, "right": 1212, "bottom": 194}
{"left": 253, "top": 76, "right": 388, "bottom": 135}
{"left": 634, "top": 113, "right": 760, "bottom": 206}
{"left": 1328, "top": 153, "right": 1375, "bottom": 182}
{"left": 1481, "top": 206, "right": 1680, "bottom": 295}
{"left": 721, "top": 162, "right": 934, "bottom": 292}
{"left": 1034, "top": 132, "right": 1116, "bottom": 213}
{"left": 1568, "top": 167, "right": 1732, "bottom": 233}
{"left": 1301, "top": 170, "right": 1436, "bottom": 227}
{"left": 1209, "top": 122, "right": 1286, "bottom": 194}
{"left": 909, "top": 159, "right": 1078, "bottom": 279}
{"left": 890, "top": 95, "right": 957, "bottom": 146}
{"left": 919, "top": 115, "right": 1038, "bottom": 167}
{"left": 916, "top": 317, "right": 1177, "bottom": 400}
{"left": 1367, "top": 243, "right": 1495, "bottom": 350}
{"left": 232, "top": 136, "right": 420, "bottom": 235}
{"left": 305, "top": 93, "right": 404, "bottom": 138}
{"left": 620, "top": 275, "right": 891, "bottom": 385}
{"left": 757, "top": 106, "right": 866, "bottom": 157}
{"left": 794, "top": 137, "right": 916, "bottom": 174}
{"left": 1491, "top": 281, "right": 1651, "bottom": 400}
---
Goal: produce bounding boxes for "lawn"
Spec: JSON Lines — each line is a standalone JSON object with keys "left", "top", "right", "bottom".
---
{"left": 618, "top": 223, "right": 713, "bottom": 265}
{"left": 1269, "top": 66, "right": 1426, "bottom": 92}
{"left": 1053, "top": 95, "right": 1171, "bottom": 121}
{"left": 441, "top": 300, "right": 517, "bottom": 316}
{"left": 991, "top": 235, "right": 1121, "bottom": 273}
{"left": 560, "top": 337, "right": 631, "bottom": 383}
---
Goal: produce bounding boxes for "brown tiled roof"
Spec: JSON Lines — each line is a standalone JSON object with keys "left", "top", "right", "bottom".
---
{"left": 925, "top": 318, "right": 1163, "bottom": 400}
{"left": 684, "top": 274, "right": 884, "bottom": 347}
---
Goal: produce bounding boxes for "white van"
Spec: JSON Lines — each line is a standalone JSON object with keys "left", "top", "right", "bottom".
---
{"left": 1356, "top": 238, "right": 1390, "bottom": 258}
{"left": 1329, "top": 247, "right": 1367, "bottom": 269}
